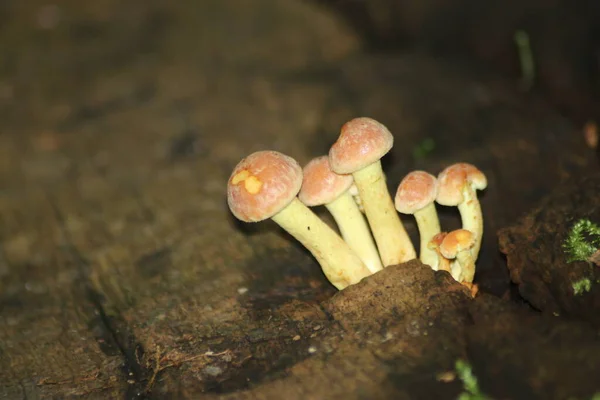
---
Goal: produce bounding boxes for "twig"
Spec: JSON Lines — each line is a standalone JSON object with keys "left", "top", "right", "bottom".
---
{"left": 144, "top": 347, "right": 233, "bottom": 393}
{"left": 145, "top": 345, "right": 163, "bottom": 392}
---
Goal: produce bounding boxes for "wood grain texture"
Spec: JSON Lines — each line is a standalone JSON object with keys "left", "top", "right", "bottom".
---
{"left": 0, "top": 0, "right": 598, "bottom": 398}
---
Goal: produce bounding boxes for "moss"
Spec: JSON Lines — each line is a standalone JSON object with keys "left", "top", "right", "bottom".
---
{"left": 562, "top": 219, "right": 600, "bottom": 263}
{"left": 455, "top": 359, "right": 490, "bottom": 400}
{"left": 572, "top": 278, "right": 592, "bottom": 296}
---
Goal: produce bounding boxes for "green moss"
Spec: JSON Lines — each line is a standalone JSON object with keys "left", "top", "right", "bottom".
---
{"left": 572, "top": 278, "right": 592, "bottom": 296}
{"left": 455, "top": 360, "right": 490, "bottom": 400}
{"left": 562, "top": 219, "right": 600, "bottom": 263}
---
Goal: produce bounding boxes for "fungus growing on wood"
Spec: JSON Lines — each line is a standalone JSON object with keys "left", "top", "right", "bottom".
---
{"left": 395, "top": 171, "right": 441, "bottom": 269}
{"left": 428, "top": 232, "right": 451, "bottom": 273}
{"left": 227, "top": 150, "right": 371, "bottom": 289}
{"left": 329, "top": 117, "right": 416, "bottom": 266}
{"left": 436, "top": 163, "right": 487, "bottom": 261}
{"left": 299, "top": 156, "right": 383, "bottom": 273}
{"left": 440, "top": 229, "right": 478, "bottom": 296}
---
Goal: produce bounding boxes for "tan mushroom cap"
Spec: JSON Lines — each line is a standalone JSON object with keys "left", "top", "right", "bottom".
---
{"left": 439, "top": 229, "right": 476, "bottom": 259}
{"left": 395, "top": 171, "right": 438, "bottom": 214}
{"left": 298, "top": 156, "right": 353, "bottom": 207}
{"left": 436, "top": 163, "right": 487, "bottom": 206}
{"left": 227, "top": 151, "right": 302, "bottom": 222}
{"left": 329, "top": 117, "right": 394, "bottom": 174}
{"left": 428, "top": 232, "right": 448, "bottom": 250}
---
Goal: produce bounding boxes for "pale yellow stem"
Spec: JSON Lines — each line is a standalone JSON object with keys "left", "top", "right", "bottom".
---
{"left": 450, "top": 260, "right": 462, "bottom": 281}
{"left": 457, "top": 187, "right": 483, "bottom": 261}
{"left": 272, "top": 198, "right": 371, "bottom": 290}
{"left": 414, "top": 202, "right": 441, "bottom": 269}
{"left": 428, "top": 241, "right": 452, "bottom": 274}
{"left": 438, "top": 255, "right": 452, "bottom": 274}
{"left": 456, "top": 251, "right": 475, "bottom": 283}
{"left": 353, "top": 162, "right": 416, "bottom": 266}
{"left": 348, "top": 184, "right": 365, "bottom": 213}
{"left": 326, "top": 191, "right": 383, "bottom": 273}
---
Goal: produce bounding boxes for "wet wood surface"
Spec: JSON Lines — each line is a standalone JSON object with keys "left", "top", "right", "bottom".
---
{"left": 0, "top": 0, "right": 598, "bottom": 398}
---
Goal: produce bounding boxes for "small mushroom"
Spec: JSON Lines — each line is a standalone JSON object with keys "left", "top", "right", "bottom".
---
{"left": 227, "top": 150, "right": 371, "bottom": 290}
{"left": 436, "top": 163, "right": 487, "bottom": 261}
{"left": 329, "top": 117, "right": 416, "bottom": 266}
{"left": 428, "top": 232, "right": 452, "bottom": 273}
{"left": 440, "top": 229, "right": 478, "bottom": 295}
{"left": 395, "top": 171, "right": 441, "bottom": 269}
{"left": 299, "top": 156, "right": 383, "bottom": 273}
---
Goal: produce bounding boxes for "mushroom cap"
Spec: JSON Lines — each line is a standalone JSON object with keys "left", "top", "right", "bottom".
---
{"left": 427, "top": 232, "right": 448, "bottom": 250}
{"left": 227, "top": 151, "right": 302, "bottom": 222}
{"left": 329, "top": 117, "right": 394, "bottom": 174}
{"left": 395, "top": 171, "right": 438, "bottom": 214}
{"left": 298, "top": 156, "right": 353, "bottom": 207}
{"left": 439, "top": 229, "right": 475, "bottom": 259}
{"left": 436, "top": 163, "right": 487, "bottom": 206}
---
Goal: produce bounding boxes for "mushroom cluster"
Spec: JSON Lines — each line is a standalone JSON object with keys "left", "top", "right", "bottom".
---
{"left": 227, "top": 117, "right": 487, "bottom": 294}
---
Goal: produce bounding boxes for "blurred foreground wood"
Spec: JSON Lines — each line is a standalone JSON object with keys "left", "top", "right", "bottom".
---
{"left": 0, "top": 0, "right": 597, "bottom": 398}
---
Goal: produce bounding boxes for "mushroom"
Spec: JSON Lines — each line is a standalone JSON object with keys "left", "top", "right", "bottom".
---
{"left": 349, "top": 170, "right": 388, "bottom": 214}
{"left": 428, "top": 232, "right": 452, "bottom": 274}
{"left": 227, "top": 150, "right": 371, "bottom": 290}
{"left": 436, "top": 163, "right": 487, "bottom": 261}
{"left": 299, "top": 156, "right": 383, "bottom": 273}
{"left": 395, "top": 171, "right": 441, "bottom": 269}
{"left": 329, "top": 117, "right": 416, "bottom": 266}
{"left": 439, "top": 229, "right": 478, "bottom": 296}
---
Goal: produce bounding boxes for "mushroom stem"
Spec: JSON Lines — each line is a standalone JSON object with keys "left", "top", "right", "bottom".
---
{"left": 456, "top": 249, "right": 476, "bottom": 283}
{"left": 439, "top": 229, "right": 477, "bottom": 284}
{"left": 353, "top": 161, "right": 416, "bottom": 266}
{"left": 457, "top": 186, "right": 483, "bottom": 260}
{"left": 325, "top": 191, "right": 383, "bottom": 273}
{"left": 414, "top": 202, "right": 441, "bottom": 269}
{"left": 272, "top": 198, "right": 371, "bottom": 289}
{"left": 348, "top": 183, "right": 365, "bottom": 213}
{"left": 428, "top": 232, "right": 451, "bottom": 273}
{"left": 436, "top": 163, "right": 487, "bottom": 263}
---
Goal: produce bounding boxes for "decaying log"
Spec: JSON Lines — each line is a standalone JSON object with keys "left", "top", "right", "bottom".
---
{"left": 0, "top": 0, "right": 598, "bottom": 398}
{"left": 199, "top": 262, "right": 600, "bottom": 400}
{"left": 499, "top": 172, "right": 600, "bottom": 327}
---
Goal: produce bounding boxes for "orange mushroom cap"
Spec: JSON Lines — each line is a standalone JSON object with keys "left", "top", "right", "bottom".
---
{"left": 298, "top": 156, "right": 353, "bottom": 207}
{"left": 395, "top": 171, "right": 438, "bottom": 214}
{"left": 439, "top": 229, "right": 476, "bottom": 259}
{"left": 329, "top": 117, "right": 393, "bottom": 174}
{"left": 436, "top": 163, "right": 487, "bottom": 206}
{"left": 428, "top": 232, "right": 448, "bottom": 250}
{"left": 227, "top": 151, "right": 302, "bottom": 222}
